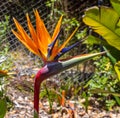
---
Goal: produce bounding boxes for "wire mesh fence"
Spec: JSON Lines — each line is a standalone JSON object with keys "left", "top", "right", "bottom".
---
{"left": 0, "top": 0, "right": 98, "bottom": 52}
{"left": 0, "top": 0, "right": 110, "bottom": 75}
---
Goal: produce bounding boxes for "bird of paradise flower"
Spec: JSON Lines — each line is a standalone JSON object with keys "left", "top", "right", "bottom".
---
{"left": 12, "top": 10, "right": 105, "bottom": 117}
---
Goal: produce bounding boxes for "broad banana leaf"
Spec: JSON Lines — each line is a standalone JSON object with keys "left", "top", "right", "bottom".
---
{"left": 83, "top": 6, "right": 120, "bottom": 51}
{"left": 110, "top": 0, "right": 120, "bottom": 16}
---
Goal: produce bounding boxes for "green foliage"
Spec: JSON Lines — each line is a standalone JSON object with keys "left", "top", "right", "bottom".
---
{"left": 0, "top": 15, "right": 9, "bottom": 38}
{"left": 110, "top": 0, "right": 120, "bottom": 16}
{"left": 82, "top": 0, "right": 120, "bottom": 109}
{"left": 0, "top": 15, "right": 13, "bottom": 118}
{"left": 84, "top": 35, "right": 120, "bottom": 63}
{"left": 84, "top": 35, "right": 106, "bottom": 45}
{"left": 88, "top": 54, "right": 120, "bottom": 110}
{"left": 82, "top": 91, "right": 89, "bottom": 112}
{"left": 0, "top": 15, "right": 10, "bottom": 50}
{"left": 0, "top": 98, "right": 7, "bottom": 118}
{"left": 46, "top": 0, "right": 64, "bottom": 16}
{"left": 40, "top": 83, "right": 58, "bottom": 113}
{"left": 83, "top": 0, "right": 120, "bottom": 63}
{"left": 83, "top": 6, "right": 120, "bottom": 51}
{"left": 34, "top": 110, "right": 39, "bottom": 118}
{"left": 0, "top": 68, "right": 13, "bottom": 118}
{"left": 114, "top": 61, "right": 120, "bottom": 81}
{"left": 91, "top": 56, "right": 114, "bottom": 86}
{"left": 45, "top": 0, "right": 86, "bottom": 44}
{"left": 44, "top": 0, "right": 120, "bottom": 112}
{"left": 105, "top": 100, "right": 116, "bottom": 111}
{"left": 0, "top": 70, "right": 11, "bottom": 118}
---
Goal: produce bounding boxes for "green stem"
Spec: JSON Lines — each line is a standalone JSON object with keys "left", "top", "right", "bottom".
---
{"left": 44, "top": 84, "right": 53, "bottom": 113}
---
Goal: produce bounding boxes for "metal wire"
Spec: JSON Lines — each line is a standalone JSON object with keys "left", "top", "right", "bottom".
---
{"left": 0, "top": 0, "right": 109, "bottom": 74}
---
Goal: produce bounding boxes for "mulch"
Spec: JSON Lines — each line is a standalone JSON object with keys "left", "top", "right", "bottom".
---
{"left": 4, "top": 52, "right": 120, "bottom": 118}
{"left": 5, "top": 72, "right": 120, "bottom": 118}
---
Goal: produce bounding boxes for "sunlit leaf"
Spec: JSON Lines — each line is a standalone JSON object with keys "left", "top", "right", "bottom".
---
{"left": 110, "top": 0, "right": 120, "bottom": 16}
{"left": 83, "top": 6, "right": 120, "bottom": 51}
{"left": 114, "top": 61, "right": 120, "bottom": 81}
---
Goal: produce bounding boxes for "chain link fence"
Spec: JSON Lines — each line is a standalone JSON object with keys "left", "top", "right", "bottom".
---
{"left": 0, "top": 0, "right": 110, "bottom": 75}
{"left": 0, "top": 0, "right": 98, "bottom": 52}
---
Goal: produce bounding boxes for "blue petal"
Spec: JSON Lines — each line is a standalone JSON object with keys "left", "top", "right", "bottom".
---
{"left": 47, "top": 29, "right": 61, "bottom": 58}
{"left": 54, "top": 41, "right": 80, "bottom": 60}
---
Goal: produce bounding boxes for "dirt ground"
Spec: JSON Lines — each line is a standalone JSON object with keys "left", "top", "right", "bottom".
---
{"left": 5, "top": 70, "right": 120, "bottom": 118}
{"left": 4, "top": 51, "right": 120, "bottom": 118}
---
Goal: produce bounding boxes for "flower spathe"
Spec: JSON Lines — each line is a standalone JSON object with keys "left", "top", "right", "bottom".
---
{"left": 12, "top": 10, "right": 78, "bottom": 62}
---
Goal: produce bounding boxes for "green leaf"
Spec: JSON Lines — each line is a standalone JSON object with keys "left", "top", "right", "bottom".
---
{"left": 84, "top": 35, "right": 107, "bottom": 45}
{"left": 105, "top": 99, "right": 116, "bottom": 110}
{"left": 103, "top": 46, "right": 117, "bottom": 65}
{"left": 34, "top": 110, "right": 39, "bottom": 118}
{"left": 84, "top": 35, "right": 120, "bottom": 61}
{"left": 83, "top": 6, "right": 120, "bottom": 51}
{"left": 110, "top": 0, "right": 120, "bottom": 16}
{"left": 89, "top": 88, "right": 120, "bottom": 97}
{"left": 114, "top": 61, "right": 120, "bottom": 81}
{"left": 0, "top": 98, "right": 7, "bottom": 118}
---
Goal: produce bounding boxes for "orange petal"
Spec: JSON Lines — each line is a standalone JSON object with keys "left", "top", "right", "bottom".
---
{"left": 52, "top": 15, "right": 63, "bottom": 41}
{"left": 13, "top": 18, "right": 30, "bottom": 42}
{"left": 51, "top": 15, "right": 63, "bottom": 56}
{"left": 58, "top": 27, "right": 79, "bottom": 53}
{"left": 48, "top": 46, "right": 59, "bottom": 61}
{"left": 12, "top": 18, "right": 39, "bottom": 55}
{"left": 26, "top": 13, "right": 48, "bottom": 60}
{"left": 26, "top": 14, "right": 46, "bottom": 57}
{"left": 12, "top": 29, "right": 40, "bottom": 57}
{"left": 13, "top": 18, "right": 38, "bottom": 53}
{"left": 13, "top": 16, "right": 47, "bottom": 61}
{"left": 26, "top": 13, "right": 37, "bottom": 43}
{"left": 34, "top": 10, "right": 51, "bottom": 55}
{"left": 50, "top": 27, "right": 78, "bottom": 60}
